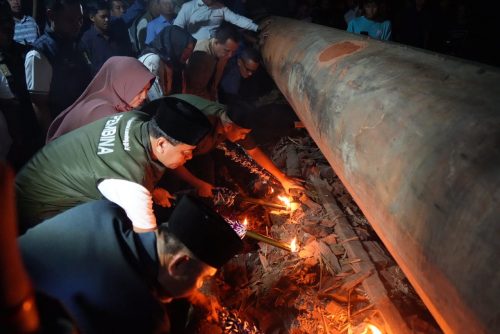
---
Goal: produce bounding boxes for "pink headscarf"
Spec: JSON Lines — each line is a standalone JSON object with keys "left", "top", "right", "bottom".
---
{"left": 47, "top": 56, "right": 155, "bottom": 143}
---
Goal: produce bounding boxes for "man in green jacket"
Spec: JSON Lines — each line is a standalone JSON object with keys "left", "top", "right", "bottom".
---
{"left": 15, "top": 97, "right": 212, "bottom": 233}
{"left": 142, "top": 94, "right": 303, "bottom": 197}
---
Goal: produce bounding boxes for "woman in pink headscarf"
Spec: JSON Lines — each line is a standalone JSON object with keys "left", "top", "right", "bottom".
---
{"left": 46, "top": 56, "right": 155, "bottom": 143}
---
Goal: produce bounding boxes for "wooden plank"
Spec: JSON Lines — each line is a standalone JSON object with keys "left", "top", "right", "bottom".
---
{"left": 310, "top": 174, "right": 412, "bottom": 334}
{"left": 363, "top": 241, "right": 394, "bottom": 268}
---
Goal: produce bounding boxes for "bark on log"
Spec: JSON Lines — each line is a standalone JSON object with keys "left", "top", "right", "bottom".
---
{"left": 261, "top": 17, "right": 500, "bottom": 333}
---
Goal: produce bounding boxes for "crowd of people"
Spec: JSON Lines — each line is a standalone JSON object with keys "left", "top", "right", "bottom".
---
{"left": 0, "top": 0, "right": 303, "bottom": 332}
{"left": 0, "top": 0, "right": 271, "bottom": 167}
{"left": 264, "top": 0, "right": 498, "bottom": 65}
{"left": 1, "top": 0, "right": 495, "bottom": 332}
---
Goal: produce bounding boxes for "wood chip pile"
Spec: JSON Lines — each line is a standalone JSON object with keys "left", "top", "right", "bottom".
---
{"left": 198, "top": 136, "right": 442, "bottom": 334}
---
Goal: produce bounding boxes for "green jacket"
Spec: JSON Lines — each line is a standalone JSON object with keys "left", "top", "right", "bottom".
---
{"left": 171, "top": 94, "right": 256, "bottom": 154}
{"left": 16, "top": 111, "right": 165, "bottom": 226}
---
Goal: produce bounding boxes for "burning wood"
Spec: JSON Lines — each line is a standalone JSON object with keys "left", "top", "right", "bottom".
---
{"left": 218, "top": 308, "right": 262, "bottom": 334}
{"left": 216, "top": 142, "right": 277, "bottom": 185}
{"left": 210, "top": 187, "right": 290, "bottom": 211}
{"left": 245, "top": 230, "right": 297, "bottom": 253}
{"left": 224, "top": 216, "right": 298, "bottom": 253}
{"left": 290, "top": 237, "right": 298, "bottom": 253}
{"left": 277, "top": 195, "right": 300, "bottom": 212}
{"left": 241, "top": 197, "right": 287, "bottom": 210}
{"left": 200, "top": 136, "right": 441, "bottom": 334}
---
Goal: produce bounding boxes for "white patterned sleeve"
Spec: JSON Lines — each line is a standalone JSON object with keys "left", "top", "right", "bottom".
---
{"left": 98, "top": 179, "right": 157, "bottom": 231}
{"left": 25, "top": 50, "right": 52, "bottom": 94}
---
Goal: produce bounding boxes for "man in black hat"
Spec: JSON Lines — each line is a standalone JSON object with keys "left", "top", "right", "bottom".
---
{"left": 143, "top": 94, "right": 303, "bottom": 197}
{"left": 15, "top": 97, "right": 212, "bottom": 233}
{"left": 18, "top": 195, "right": 244, "bottom": 333}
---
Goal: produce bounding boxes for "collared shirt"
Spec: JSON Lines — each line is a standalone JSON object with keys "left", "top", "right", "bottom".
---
{"left": 13, "top": 15, "right": 39, "bottom": 45}
{"left": 81, "top": 24, "right": 134, "bottom": 75}
{"left": 174, "top": 0, "right": 258, "bottom": 40}
{"left": 145, "top": 15, "right": 174, "bottom": 45}
{"left": 193, "top": 38, "right": 228, "bottom": 100}
{"left": 26, "top": 31, "right": 92, "bottom": 117}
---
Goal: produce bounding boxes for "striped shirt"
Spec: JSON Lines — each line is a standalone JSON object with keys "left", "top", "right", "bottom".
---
{"left": 14, "top": 16, "right": 39, "bottom": 45}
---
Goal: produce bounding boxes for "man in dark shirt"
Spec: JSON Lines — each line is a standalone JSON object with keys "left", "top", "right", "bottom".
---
{"left": 81, "top": 0, "right": 135, "bottom": 75}
{"left": 18, "top": 195, "right": 244, "bottom": 333}
{"left": 15, "top": 97, "right": 212, "bottom": 232}
{"left": 0, "top": 4, "right": 42, "bottom": 169}
{"left": 25, "top": 0, "right": 92, "bottom": 135}
{"left": 219, "top": 46, "right": 260, "bottom": 104}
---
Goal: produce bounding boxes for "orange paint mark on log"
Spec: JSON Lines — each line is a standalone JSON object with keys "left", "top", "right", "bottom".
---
{"left": 319, "top": 41, "right": 362, "bottom": 62}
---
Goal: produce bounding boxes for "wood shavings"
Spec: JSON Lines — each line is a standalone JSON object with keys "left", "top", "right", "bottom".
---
{"left": 205, "top": 134, "right": 441, "bottom": 334}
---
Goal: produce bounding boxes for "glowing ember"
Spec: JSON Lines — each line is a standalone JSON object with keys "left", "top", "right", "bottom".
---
{"left": 290, "top": 237, "right": 298, "bottom": 253}
{"left": 277, "top": 195, "right": 292, "bottom": 210}
{"left": 269, "top": 209, "right": 288, "bottom": 215}
{"left": 367, "top": 324, "right": 382, "bottom": 334}
{"left": 270, "top": 187, "right": 275, "bottom": 194}
{"left": 290, "top": 201, "right": 300, "bottom": 212}
{"left": 361, "top": 323, "right": 382, "bottom": 334}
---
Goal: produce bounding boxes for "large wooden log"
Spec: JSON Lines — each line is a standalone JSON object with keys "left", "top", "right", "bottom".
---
{"left": 260, "top": 17, "right": 500, "bottom": 334}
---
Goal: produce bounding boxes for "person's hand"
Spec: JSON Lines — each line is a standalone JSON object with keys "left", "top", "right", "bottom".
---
{"left": 196, "top": 181, "right": 214, "bottom": 198}
{"left": 280, "top": 176, "right": 305, "bottom": 194}
{"left": 152, "top": 187, "right": 175, "bottom": 207}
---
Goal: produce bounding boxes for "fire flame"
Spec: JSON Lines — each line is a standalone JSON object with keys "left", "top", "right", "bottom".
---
{"left": 290, "top": 237, "right": 298, "bottom": 253}
{"left": 361, "top": 323, "right": 382, "bottom": 334}
{"left": 277, "top": 195, "right": 291, "bottom": 210}
{"left": 243, "top": 218, "right": 248, "bottom": 227}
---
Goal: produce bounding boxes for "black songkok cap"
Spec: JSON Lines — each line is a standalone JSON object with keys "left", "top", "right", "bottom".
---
{"left": 226, "top": 100, "right": 255, "bottom": 130}
{"left": 167, "top": 195, "right": 243, "bottom": 269}
{"left": 146, "top": 97, "right": 212, "bottom": 146}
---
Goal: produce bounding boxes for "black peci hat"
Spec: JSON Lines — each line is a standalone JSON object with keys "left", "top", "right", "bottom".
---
{"left": 166, "top": 195, "right": 243, "bottom": 269}
{"left": 226, "top": 100, "right": 255, "bottom": 130}
{"left": 143, "top": 97, "right": 212, "bottom": 146}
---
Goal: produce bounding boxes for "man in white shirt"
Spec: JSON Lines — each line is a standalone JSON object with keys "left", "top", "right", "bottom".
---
{"left": 174, "top": 0, "right": 259, "bottom": 40}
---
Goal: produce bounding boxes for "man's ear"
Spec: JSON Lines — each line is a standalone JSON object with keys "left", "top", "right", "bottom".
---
{"left": 151, "top": 137, "right": 165, "bottom": 155}
{"left": 167, "top": 253, "right": 191, "bottom": 279}
{"left": 156, "top": 137, "right": 172, "bottom": 154}
{"left": 222, "top": 122, "right": 232, "bottom": 133}
{"left": 89, "top": 14, "right": 96, "bottom": 23}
